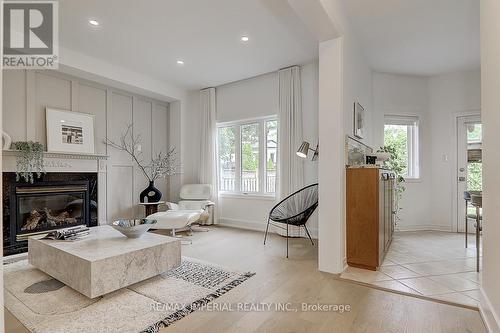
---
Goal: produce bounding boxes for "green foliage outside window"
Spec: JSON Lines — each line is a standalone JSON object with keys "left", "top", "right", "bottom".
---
{"left": 242, "top": 143, "right": 258, "bottom": 171}
{"left": 379, "top": 125, "right": 409, "bottom": 224}
{"left": 267, "top": 157, "right": 276, "bottom": 170}
{"left": 218, "top": 127, "right": 236, "bottom": 168}
{"left": 468, "top": 162, "right": 482, "bottom": 191}
{"left": 383, "top": 125, "right": 408, "bottom": 177}
{"left": 241, "top": 124, "right": 259, "bottom": 172}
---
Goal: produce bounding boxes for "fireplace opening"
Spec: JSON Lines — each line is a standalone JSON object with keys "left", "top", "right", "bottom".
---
{"left": 3, "top": 173, "right": 98, "bottom": 256}
{"left": 15, "top": 184, "right": 89, "bottom": 240}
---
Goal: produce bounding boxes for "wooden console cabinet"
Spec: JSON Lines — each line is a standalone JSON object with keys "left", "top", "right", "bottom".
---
{"left": 346, "top": 167, "right": 395, "bottom": 271}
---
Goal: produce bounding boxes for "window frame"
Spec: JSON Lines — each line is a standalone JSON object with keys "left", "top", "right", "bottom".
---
{"left": 384, "top": 115, "right": 420, "bottom": 180}
{"left": 217, "top": 115, "right": 278, "bottom": 197}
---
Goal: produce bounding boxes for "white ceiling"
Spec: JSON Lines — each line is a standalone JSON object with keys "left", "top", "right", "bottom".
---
{"left": 59, "top": 0, "right": 318, "bottom": 90}
{"left": 343, "top": 0, "right": 480, "bottom": 76}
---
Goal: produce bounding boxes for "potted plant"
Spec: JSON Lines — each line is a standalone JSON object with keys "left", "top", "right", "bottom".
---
{"left": 11, "top": 141, "right": 45, "bottom": 183}
{"left": 378, "top": 145, "right": 406, "bottom": 224}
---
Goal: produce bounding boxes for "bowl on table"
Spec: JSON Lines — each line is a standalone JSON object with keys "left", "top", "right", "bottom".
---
{"left": 111, "top": 219, "right": 157, "bottom": 238}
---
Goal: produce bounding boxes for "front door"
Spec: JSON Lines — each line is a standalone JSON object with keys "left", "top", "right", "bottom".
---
{"left": 456, "top": 115, "right": 482, "bottom": 233}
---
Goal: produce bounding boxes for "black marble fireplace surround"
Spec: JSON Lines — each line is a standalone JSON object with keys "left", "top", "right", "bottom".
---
{"left": 3, "top": 172, "right": 98, "bottom": 256}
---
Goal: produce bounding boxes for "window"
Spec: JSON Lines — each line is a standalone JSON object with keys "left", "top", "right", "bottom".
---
{"left": 217, "top": 117, "right": 278, "bottom": 195}
{"left": 384, "top": 115, "right": 420, "bottom": 179}
{"left": 467, "top": 123, "right": 482, "bottom": 191}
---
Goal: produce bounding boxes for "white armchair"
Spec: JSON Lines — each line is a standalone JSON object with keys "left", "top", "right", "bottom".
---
{"left": 166, "top": 184, "right": 215, "bottom": 224}
{"left": 147, "top": 184, "right": 215, "bottom": 239}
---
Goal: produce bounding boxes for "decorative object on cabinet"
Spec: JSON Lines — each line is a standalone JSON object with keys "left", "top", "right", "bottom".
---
{"left": 105, "top": 124, "right": 180, "bottom": 203}
{"left": 346, "top": 168, "right": 395, "bottom": 270}
{"left": 345, "top": 135, "right": 373, "bottom": 166}
{"left": 296, "top": 141, "right": 319, "bottom": 161}
{"left": 46, "top": 108, "right": 95, "bottom": 154}
{"left": 11, "top": 141, "right": 45, "bottom": 183}
{"left": 353, "top": 102, "right": 365, "bottom": 139}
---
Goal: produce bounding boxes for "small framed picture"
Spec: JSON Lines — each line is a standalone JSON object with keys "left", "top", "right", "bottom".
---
{"left": 46, "top": 108, "right": 95, "bottom": 154}
{"left": 354, "top": 102, "right": 365, "bottom": 139}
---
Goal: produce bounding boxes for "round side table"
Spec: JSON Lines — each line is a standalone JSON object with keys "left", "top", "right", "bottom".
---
{"left": 138, "top": 201, "right": 165, "bottom": 217}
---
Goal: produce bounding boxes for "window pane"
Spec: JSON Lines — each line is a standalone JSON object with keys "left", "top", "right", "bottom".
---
{"left": 467, "top": 124, "right": 482, "bottom": 143}
{"left": 266, "top": 120, "right": 277, "bottom": 193}
{"left": 467, "top": 162, "right": 482, "bottom": 191}
{"left": 218, "top": 126, "right": 236, "bottom": 192}
{"left": 467, "top": 123, "right": 482, "bottom": 191}
{"left": 241, "top": 123, "right": 260, "bottom": 192}
{"left": 384, "top": 124, "right": 409, "bottom": 176}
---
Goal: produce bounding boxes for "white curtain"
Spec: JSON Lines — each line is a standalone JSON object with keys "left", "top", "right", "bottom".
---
{"left": 277, "top": 66, "right": 304, "bottom": 236}
{"left": 198, "top": 88, "right": 218, "bottom": 224}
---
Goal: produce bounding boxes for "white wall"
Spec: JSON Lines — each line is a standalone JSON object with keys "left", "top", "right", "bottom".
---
{"left": 57, "top": 48, "right": 189, "bottom": 201}
{"left": 318, "top": 38, "right": 344, "bottom": 273}
{"left": 217, "top": 72, "right": 278, "bottom": 123}
{"left": 372, "top": 71, "right": 481, "bottom": 231}
{"left": 183, "top": 63, "right": 319, "bottom": 236}
{"left": 218, "top": 63, "right": 320, "bottom": 235}
{"left": 480, "top": 0, "right": 500, "bottom": 330}
{"left": 316, "top": 0, "right": 374, "bottom": 274}
{"left": 342, "top": 33, "right": 374, "bottom": 147}
{"left": 372, "top": 73, "right": 433, "bottom": 230}
{"left": 428, "top": 70, "right": 481, "bottom": 231}
{"left": 2, "top": 69, "right": 171, "bottom": 222}
{"left": 215, "top": 71, "right": 279, "bottom": 232}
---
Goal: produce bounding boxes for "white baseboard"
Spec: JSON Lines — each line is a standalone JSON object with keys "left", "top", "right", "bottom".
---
{"left": 218, "top": 217, "right": 318, "bottom": 239}
{"left": 480, "top": 288, "right": 500, "bottom": 333}
{"left": 396, "top": 224, "right": 452, "bottom": 232}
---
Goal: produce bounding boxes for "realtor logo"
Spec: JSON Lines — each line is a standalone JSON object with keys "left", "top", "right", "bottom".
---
{"left": 2, "top": 1, "right": 58, "bottom": 69}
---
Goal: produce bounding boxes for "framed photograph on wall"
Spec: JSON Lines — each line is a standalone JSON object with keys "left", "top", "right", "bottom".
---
{"left": 46, "top": 108, "right": 95, "bottom": 154}
{"left": 353, "top": 102, "right": 365, "bottom": 139}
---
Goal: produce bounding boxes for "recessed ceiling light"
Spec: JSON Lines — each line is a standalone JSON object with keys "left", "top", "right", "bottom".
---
{"left": 240, "top": 36, "right": 249, "bottom": 42}
{"left": 176, "top": 60, "right": 185, "bottom": 65}
{"left": 88, "top": 19, "right": 100, "bottom": 27}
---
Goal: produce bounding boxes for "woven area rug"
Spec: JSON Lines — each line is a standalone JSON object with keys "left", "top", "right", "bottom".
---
{"left": 4, "top": 256, "right": 254, "bottom": 333}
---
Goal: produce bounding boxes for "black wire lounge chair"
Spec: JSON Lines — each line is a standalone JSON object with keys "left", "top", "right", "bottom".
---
{"left": 264, "top": 183, "right": 319, "bottom": 258}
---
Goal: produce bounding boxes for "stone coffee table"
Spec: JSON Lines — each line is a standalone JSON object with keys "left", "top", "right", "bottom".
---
{"left": 28, "top": 225, "right": 181, "bottom": 298}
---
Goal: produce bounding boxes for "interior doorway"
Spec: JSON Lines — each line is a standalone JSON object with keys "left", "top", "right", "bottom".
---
{"left": 456, "top": 115, "right": 482, "bottom": 235}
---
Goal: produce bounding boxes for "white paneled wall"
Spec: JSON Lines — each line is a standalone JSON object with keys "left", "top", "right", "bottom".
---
{"left": 2, "top": 70, "right": 170, "bottom": 223}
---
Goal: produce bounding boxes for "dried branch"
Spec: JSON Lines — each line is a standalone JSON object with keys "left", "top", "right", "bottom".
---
{"left": 104, "top": 124, "right": 180, "bottom": 182}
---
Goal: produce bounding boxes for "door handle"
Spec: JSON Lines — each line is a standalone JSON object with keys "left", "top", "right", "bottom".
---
{"left": 458, "top": 176, "right": 466, "bottom": 182}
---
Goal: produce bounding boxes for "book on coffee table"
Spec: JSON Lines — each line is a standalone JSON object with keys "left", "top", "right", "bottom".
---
{"left": 42, "top": 225, "right": 90, "bottom": 241}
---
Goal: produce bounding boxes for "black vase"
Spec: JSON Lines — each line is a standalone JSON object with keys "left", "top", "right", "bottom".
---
{"left": 140, "top": 180, "right": 162, "bottom": 203}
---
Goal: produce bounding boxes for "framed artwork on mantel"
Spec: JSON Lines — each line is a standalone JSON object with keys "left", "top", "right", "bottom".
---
{"left": 46, "top": 108, "right": 95, "bottom": 154}
{"left": 353, "top": 101, "right": 365, "bottom": 139}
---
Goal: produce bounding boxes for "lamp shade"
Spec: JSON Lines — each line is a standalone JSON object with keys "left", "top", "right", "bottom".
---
{"left": 296, "top": 141, "right": 310, "bottom": 158}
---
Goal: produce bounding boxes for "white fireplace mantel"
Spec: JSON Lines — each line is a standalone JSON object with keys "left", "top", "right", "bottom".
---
{"left": 2, "top": 149, "right": 109, "bottom": 224}
{"left": 2, "top": 150, "right": 108, "bottom": 173}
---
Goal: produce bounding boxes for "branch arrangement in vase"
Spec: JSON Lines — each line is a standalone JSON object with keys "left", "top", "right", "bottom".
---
{"left": 11, "top": 141, "right": 45, "bottom": 183}
{"left": 104, "top": 124, "right": 181, "bottom": 202}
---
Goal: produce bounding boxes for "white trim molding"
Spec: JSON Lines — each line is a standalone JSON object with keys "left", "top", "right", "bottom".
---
{"left": 395, "top": 225, "right": 453, "bottom": 232}
{"left": 218, "top": 217, "right": 318, "bottom": 239}
{"left": 480, "top": 288, "right": 500, "bottom": 333}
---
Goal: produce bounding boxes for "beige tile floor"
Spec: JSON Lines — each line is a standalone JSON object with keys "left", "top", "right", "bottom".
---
{"left": 340, "top": 231, "right": 481, "bottom": 307}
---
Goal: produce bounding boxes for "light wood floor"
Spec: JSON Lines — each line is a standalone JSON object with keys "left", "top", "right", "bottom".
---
{"left": 4, "top": 226, "right": 486, "bottom": 333}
